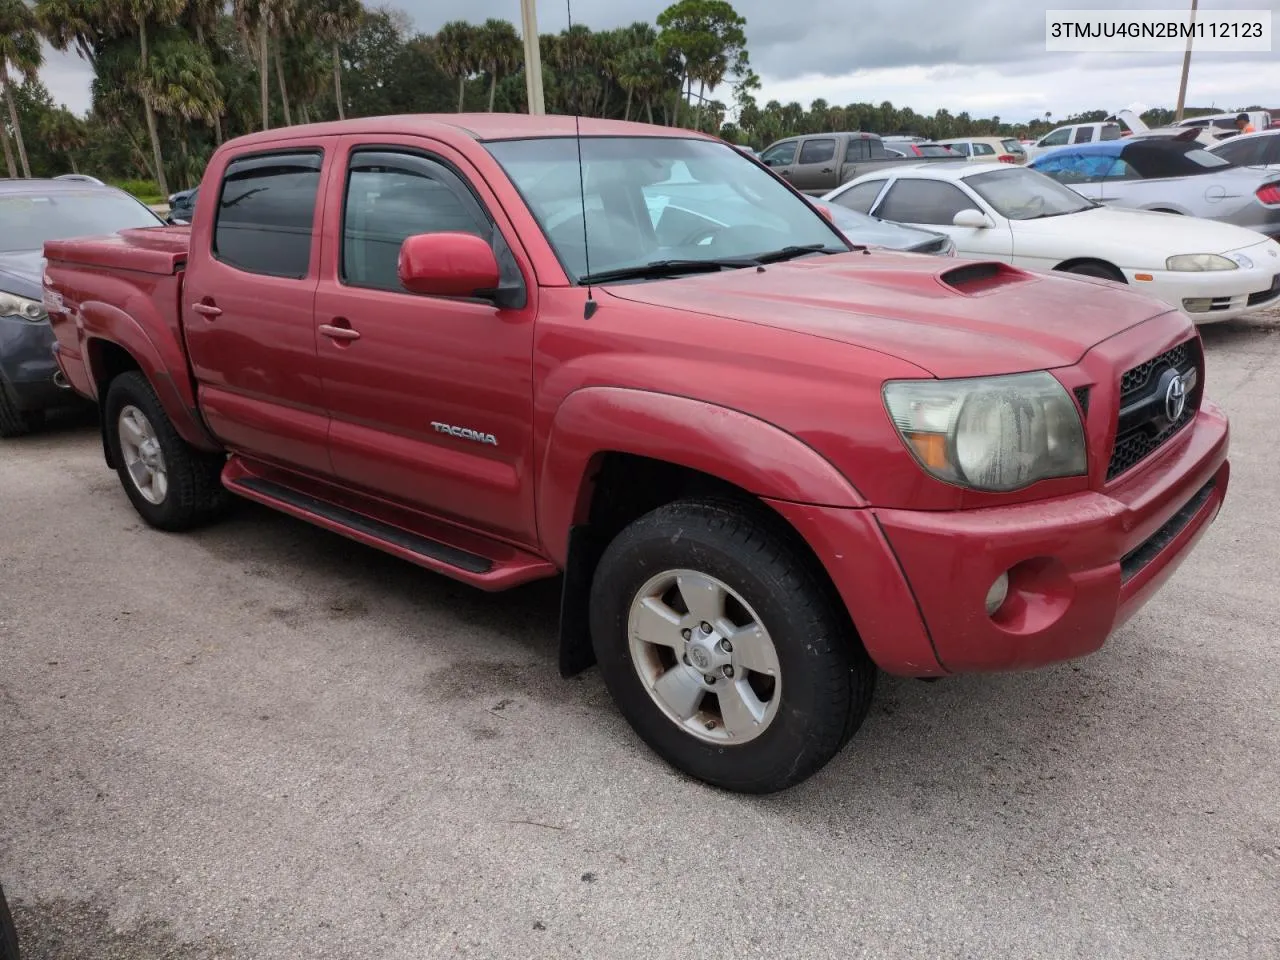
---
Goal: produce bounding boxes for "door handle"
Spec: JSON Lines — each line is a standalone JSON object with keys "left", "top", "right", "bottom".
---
{"left": 319, "top": 322, "right": 361, "bottom": 342}
{"left": 821, "top": 167, "right": 833, "bottom": 173}
{"left": 191, "top": 302, "right": 221, "bottom": 318}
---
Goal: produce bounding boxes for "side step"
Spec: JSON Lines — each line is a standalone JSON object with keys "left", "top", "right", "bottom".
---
{"left": 237, "top": 476, "right": 492, "bottom": 573}
{"left": 222, "top": 460, "right": 557, "bottom": 591}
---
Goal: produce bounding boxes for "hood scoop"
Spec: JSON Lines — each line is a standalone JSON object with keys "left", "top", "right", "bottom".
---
{"left": 939, "top": 261, "right": 1030, "bottom": 295}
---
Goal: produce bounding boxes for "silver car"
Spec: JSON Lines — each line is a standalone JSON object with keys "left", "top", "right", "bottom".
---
{"left": 1207, "top": 129, "right": 1280, "bottom": 171}
{"left": 1029, "top": 137, "right": 1280, "bottom": 240}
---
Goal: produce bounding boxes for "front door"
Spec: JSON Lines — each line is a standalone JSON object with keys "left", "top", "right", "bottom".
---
{"left": 312, "top": 136, "right": 539, "bottom": 545}
{"left": 181, "top": 144, "right": 334, "bottom": 475}
{"left": 869, "top": 178, "right": 1015, "bottom": 260}
{"left": 758, "top": 140, "right": 799, "bottom": 186}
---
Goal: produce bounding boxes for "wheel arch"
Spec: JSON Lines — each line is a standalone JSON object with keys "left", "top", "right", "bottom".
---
{"left": 539, "top": 388, "right": 874, "bottom": 678}
{"left": 1052, "top": 257, "right": 1128, "bottom": 282}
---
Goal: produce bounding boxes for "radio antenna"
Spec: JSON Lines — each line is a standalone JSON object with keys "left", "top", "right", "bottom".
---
{"left": 566, "top": 0, "right": 597, "bottom": 318}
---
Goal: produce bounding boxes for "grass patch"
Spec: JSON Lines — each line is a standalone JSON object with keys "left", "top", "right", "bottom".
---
{"left": 110, "top": 178, "right": 166, "bottom": 205}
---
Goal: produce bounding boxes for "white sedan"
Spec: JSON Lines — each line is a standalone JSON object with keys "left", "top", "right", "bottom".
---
{"left": 823, "top": 162, "right": 1280, "bottom": 323}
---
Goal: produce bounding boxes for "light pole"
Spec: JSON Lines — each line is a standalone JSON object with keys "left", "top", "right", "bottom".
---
{"left": 1174, "top": 0, "right": 1198, "bottom": 121}
{"left": 520, "top": 0, "right": 545, "bottom": 115}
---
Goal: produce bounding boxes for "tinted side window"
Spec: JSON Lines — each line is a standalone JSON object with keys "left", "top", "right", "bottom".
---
{"left": 798, "top": 139, "right": 836, "bottom": 164}
{"left": 342, "top": 151, "right": 489, "bottom": 293}
{"left": 1100, "top": 125, "right": 1122, "bottom": 140}
{"left": 761, "top": 141, "right": 797, "bottom": 166}
{"left": 1071, "top": 127, "right": 1095, "bottom": 144}
{"left": 214, "top": 152, "right": 322, "bottom": 278}
{"left": 1040, "top": 128, "right": 1071, "bottom": 147}
{"left": 973, "top": 142, "right": 995, "bottom": 155}
{"left": 832, "top": 180, "right": 887, "bottom": 213}
{"left": 876, "top": 180, "right": 974, "bottom": 225}
{"left": 847, "top": 138, "right": 872, "bottom": 161}
{"left": 950, "top": 143, "right": 971, "bottom": 156}
{"left": 1213, "top": 136, "right": 1268, "bottom": 166}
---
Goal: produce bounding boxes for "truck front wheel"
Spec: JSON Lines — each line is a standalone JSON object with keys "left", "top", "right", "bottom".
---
{"left": 588, "top": 499, "right": 876, "bottom": 793}
{"left": 104, "top": 371, "right": 227, "bottom": 531}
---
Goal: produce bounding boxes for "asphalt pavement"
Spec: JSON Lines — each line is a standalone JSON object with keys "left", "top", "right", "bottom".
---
{"left": 2, "top": 312, "right": 1278, "bottom": 959}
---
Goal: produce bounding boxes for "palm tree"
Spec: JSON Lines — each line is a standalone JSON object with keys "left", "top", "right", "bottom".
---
{"left": 436, "top": 20, "right": 475, "bottom": 112}
{"left": 233, "top": 0, "right": 282, "bottom": 129}
{"left": 32, "top": 0, "right": 99, "bottom": 65}
{"left": 0, "top": 0, "right": 42, "bottom": 178}
{"left": 269, "top": 0, "right": 294, "bottom": 125}
{"left": 184, "top": 0, "right": 225, "bottom": 140}
{"left": 39, "top": 106, "right": 88, "bottom": 173}
{"left": 145, "top": 34, "right": 223, "bottom": 173}
{"left": 315, "top": 0, "right": 361, "bottom": 120}
{"left": 476, "top": 18, "right": 519, "bottom": 112}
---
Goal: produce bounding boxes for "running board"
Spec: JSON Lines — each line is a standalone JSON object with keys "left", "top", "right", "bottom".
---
{"left": 237, "top": 476, "right": 492, "bottom": 572}
{"left": 222, "top": 460, "right": 557, "bottom": 591}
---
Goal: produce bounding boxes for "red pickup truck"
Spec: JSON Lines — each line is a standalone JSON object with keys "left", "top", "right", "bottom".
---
{"left": 43, "top": 115, "right": 1229, "bottom": 793}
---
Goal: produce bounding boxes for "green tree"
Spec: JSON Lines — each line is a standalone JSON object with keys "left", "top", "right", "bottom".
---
{"left": 39, "top": 104, "right": 87, "bottom": 172}
{"left": 436, "top": 20, "right": 475, "bottom": 112}
{"left": 476, "top": 17, "right": 519, "bottom": 113}
{"left": 657, "top": 0, "right": 747, "bottom": 130}
{"left": 315, "top": 0, "right": 362, "bottom": 120}
{"left": 0, "top": 0, "right": 42, "bottom": 177}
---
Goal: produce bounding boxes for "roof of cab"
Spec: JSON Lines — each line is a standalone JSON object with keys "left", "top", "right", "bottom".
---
{"left": 224, "top": 113, "right": 719, "bottom": 148}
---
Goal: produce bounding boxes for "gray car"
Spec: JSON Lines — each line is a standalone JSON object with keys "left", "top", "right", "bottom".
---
{"left": 0, "top": 179, "right": 165, "bottom": 437}
{"left": 1028, "top": 137, "right": 1280, "bottom": 240}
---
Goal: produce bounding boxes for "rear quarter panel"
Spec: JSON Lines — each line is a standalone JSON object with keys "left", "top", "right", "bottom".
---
{"left": 44, "top": 228, "right": 219, "bottom": 450}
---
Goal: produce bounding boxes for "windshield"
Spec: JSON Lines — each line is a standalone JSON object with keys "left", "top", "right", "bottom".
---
{"left": 915, "top": 144, "right": 957, "bottom": 157}
{"left": 965, "top": 167, "right": 1096, "bottom": 220}
{"left": 0, "top": 190, "right": 163, "bottom": 253}
{"left": 484, "top": 136, "right": 848, "bottom": 281}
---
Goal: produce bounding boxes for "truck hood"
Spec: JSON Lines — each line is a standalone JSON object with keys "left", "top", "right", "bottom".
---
{"left": 600, "top": 250, "right": 1175, "bottom": 378}
{"left": 0, "top": 250, "right": 44, "bottom": 301}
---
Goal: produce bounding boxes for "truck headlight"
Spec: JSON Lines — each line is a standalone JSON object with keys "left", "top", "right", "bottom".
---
{"left": 883, "top": 372, "right": 1087, "bottom": 492}
{"left": 0, "top": 291, "right": 47, "bottom": 322}
{"left": 1166, "top": 253, "right": 1237, "bottom": 271}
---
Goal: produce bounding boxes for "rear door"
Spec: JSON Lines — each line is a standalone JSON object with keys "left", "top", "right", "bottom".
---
{"left": 181, "top": 143, "right": 335, "bottom": 475}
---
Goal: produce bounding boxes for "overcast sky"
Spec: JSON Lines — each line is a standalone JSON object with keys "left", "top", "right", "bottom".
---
{"left": 39, "top": 0, "right": 1280, "bottom": 122}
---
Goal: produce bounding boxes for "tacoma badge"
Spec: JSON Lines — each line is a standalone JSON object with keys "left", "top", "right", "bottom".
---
{"left": 431, "top": 421, "right": 498, "bottom": 446}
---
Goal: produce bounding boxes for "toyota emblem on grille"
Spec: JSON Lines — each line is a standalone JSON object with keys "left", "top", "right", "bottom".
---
{"left": 1164, "top": 371, "right": 1187, "bottom": 421}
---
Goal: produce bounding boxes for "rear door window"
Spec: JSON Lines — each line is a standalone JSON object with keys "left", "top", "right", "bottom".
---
{"left": 213, "top": 151, "right": 323, "bottom": 278}
{"left": 973, "top": 142, "right": 996, "bottom": 156}
{"left": 798, "top": 139, "right": 837, "bottom": 165}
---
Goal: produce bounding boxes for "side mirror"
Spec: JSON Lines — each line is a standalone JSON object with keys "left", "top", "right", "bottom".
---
{"left": 398, "top": 232, "right": 501, "bottom": 299}
{"left": 952, "top": 209, "right": 992, "bottom": 228}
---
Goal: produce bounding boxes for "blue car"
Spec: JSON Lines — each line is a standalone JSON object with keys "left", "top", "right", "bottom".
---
{"left": 0, "top": 179, "right": 164, "bottom": 437}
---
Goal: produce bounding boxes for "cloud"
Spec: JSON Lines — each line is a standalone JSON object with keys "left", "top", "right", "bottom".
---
{"left": 36, "top": 0, "right": 1280, "bottom": 124}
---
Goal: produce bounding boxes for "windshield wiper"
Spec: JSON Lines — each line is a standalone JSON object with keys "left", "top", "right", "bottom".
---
{"left": 750, "top": 243, "right": 838, "bottom": 264}
{"left": 580, "top": 258, "right": 760, "bottom": 284}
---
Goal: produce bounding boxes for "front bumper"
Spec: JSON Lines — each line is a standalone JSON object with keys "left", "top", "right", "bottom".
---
{"left": 768, "top": 401, "right": 1229, "bottom": 676}
{"left": 1123, "top": 263, "right": 1280, "bottom": 323}
{"left": 0, "top": 314, "right": 80, "bottom": 412}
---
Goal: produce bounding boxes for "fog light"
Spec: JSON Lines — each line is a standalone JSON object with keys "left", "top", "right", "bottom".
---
{"left": 1183, "top": 298, "right": 1212, "bottom": 313}
{"left": 985, "top": 572, "right": 1010, "bottom": 616}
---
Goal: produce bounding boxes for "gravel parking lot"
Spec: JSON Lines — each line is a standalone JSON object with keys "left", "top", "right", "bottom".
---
{"left": 2, "top": 312, "right": 1279, "bottom": 960}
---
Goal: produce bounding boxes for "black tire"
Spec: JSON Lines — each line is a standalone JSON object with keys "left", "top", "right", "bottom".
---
{"left": 103, "top": 371, "right": 228, "bottom": 531}
{"left": 0, "top": 881, "right": 18, "bottom": 960}
{"left": 0, "top": 383, "right": 39, "bottom": 439}
{"left": 588, "top": 499, "right": 876, "bottom": 793}
{"left": 1061, "top": 261, "right": 1126, "bottom": 283}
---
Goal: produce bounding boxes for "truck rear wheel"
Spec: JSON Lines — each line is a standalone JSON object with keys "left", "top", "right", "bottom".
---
{"left": 588, "top": 499, "right": 876, "bottom": 793}
{"left": 104, "top": 371, "right": 228, "bottom": 531}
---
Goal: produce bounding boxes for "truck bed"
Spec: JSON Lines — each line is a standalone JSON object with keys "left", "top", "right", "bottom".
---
{"left": 44, "top": 224, "right": 191, "bottom": 276}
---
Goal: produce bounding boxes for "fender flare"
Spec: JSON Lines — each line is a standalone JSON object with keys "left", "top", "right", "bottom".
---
{"left": 537, "top": 386, "right": 866, "bottom": 566}
{"left": 80, "top": 300, "right": 220, "bottom": 451}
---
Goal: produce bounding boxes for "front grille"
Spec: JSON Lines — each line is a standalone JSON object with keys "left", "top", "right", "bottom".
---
{"left": 1107, "top": 339, "right": 1201, "bottom": 482}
